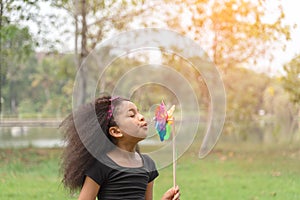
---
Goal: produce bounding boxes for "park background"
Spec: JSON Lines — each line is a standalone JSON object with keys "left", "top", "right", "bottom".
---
{"left": 0, "top": 0, "right": 299, "bottom": 199}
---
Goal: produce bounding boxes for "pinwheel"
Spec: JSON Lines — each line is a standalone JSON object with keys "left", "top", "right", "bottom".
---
{"left": 154, "top": 101, "right": 176, "bottom": 186}
{"left": 154, "top": 101, "right": 175, "bottom": 141}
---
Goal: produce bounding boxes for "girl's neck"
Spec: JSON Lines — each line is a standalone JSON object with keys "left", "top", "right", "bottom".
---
{"left": 115, "top": 140, "right": 138, "bottom": 153}
{"left": 112, "top": 145, "right": 137, "bottom": 158}
{"left": 107, "top": 147, "right": 143, "bottom": 168}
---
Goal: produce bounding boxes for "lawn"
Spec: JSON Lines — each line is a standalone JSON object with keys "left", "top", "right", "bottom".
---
{"left": 0, "top": 144, "right": 299, "bottom": 200}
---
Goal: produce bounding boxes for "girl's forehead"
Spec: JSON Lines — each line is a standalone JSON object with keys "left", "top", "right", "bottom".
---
{"left": 117, "top": 101, "right": 137, "bottom": 112}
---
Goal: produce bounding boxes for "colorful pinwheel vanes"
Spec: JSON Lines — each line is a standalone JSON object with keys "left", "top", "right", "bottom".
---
{"left": 154, "top": 101, "right": 175, "bottom": 141}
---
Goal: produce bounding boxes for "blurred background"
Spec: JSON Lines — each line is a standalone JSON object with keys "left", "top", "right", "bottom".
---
{"left": 0, "top": 0, "right": 299, "bottom": 199}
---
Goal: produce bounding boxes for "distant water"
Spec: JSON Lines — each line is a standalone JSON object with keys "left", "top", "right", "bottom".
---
{"left": 1, "top": 119, "right": 293, "bottom": 148}
{"left": 0, "top": 127, "right": 64, "bottom": 148}
{"left": 0, "top": 127, "right": 160, "bottom": 148}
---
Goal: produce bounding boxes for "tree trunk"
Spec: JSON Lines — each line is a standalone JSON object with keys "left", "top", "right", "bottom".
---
{"left": 76, "top": 0, "right": 88, "bottom": 106}
{"left": 74, "top": 11, "right": 78, "bottom": 65}
{"left": 10, "top": 82, "right": 17, "bottom": 115}
{"left": 295, "top": 106, "right": 300, "bottom": 141}
{"left": 0, "top": 0, "right": 3, "bottom": 115}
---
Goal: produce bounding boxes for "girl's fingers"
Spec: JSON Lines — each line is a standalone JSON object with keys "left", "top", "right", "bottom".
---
{"left": 162, "top": 185, "right": 180, "bottom": 200}
{"left": 174, "top": 185, "right": 179, "bottom": 193}
{"left": 172, "top": 186, "right": 180, "bottom": 200}
{"left": 172, "top": 192, "right": 180, "bottom": 200}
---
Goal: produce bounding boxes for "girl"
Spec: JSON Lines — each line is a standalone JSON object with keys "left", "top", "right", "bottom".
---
{"left": 60, "top": 96, "right": 180, "bottom": 200}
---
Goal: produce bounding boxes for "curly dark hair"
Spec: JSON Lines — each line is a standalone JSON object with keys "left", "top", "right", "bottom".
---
{"left": 59, "top": 96, "right": 131, "bottom": 193}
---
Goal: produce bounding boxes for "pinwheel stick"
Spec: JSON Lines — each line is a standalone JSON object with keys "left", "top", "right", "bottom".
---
{"left": 154, "top": 102, "right": 176, "bottom": 187}
{"left": 172, "top": 117, "right": 176, "bottom": 187}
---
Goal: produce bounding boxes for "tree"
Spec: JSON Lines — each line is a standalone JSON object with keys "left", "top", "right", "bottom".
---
{"left": 156, "top": 0, "right": 292, "bottom": 141}
{"left": 0, "top": 0, "right": 49, "bottom": 115}
{"left": 222, "top": 66, "right": 270, "bottom": 141}
{"left": 0, "top": 24, "right": 34, "bottom": 115}
{"left": 282, "top": 55, "right": 300, "bottom": 137}
{"left": 163, "top": 0, "right": 290, "bottom": 69}
{"left": 28, "top": 53, "right": 76, "bottom": 116}
{"left": 283, "top": 55, "right": 300, "bottom": 106}
{"left": 263, "top": 80, "right": 297, "bottom": 143}
{"left": 51, "top": 0, "right": 148, "bottom": 105}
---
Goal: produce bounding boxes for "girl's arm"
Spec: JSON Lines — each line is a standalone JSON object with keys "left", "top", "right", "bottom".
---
{"left": 78, "top": 176, "right": 100, "bottom": 200}
{"left": 145, "top": 181, "right": 154, "bottom": 200}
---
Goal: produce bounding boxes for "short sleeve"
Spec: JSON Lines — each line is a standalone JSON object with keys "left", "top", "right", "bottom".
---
{"left": 141, "top": 154, "right": 159, "bottom": 182}
{"left": 85, "top": 160, "right": 111, "bottom": 186}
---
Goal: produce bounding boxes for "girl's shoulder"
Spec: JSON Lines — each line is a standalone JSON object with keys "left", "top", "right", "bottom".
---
{"left": 85, "top": 157, "right": 114, "bottom": 186}
{"left": 88, "top": 156, "right": 113, "bottom": 171}
{"left": 140, "top": 154, "right": 157, "bottom": 172}
{"left": 140, "top": 154, "right": 154, "bottom": 162}
{"left": 140, "top": 154, "right": 159, "bottom": 182}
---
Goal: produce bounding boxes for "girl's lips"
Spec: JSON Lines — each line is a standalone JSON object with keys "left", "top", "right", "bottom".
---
{"left": 141, "top": 122, "right": 148, "bottom": 128}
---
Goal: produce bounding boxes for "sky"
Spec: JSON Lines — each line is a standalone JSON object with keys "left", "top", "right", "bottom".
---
{"left": 271, "top": 0, "right": 300, "bottom": 75}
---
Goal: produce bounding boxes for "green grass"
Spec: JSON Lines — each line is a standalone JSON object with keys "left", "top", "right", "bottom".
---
{"left": 0, "top": 148, "right": 75, "bottom": 200}
{"left": 154, "top": 144, "right": 300, "bottom": 200}
{"left": 1, "top": 145, "right": 300, "bottom": 200}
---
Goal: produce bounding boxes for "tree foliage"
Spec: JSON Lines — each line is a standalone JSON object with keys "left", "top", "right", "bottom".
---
{"left": 15, "top": 53, "right": 76, "bottom": 117}
{"left": 163, "top": 0, "right": 290, "bottom": 68}
{"left": 0, "top": 24, "right": 34, "bottom": 115}
{"left": 0, "top": 0, "right": 45, "bottom": 115}
{"left": 51, "top": 0, "right": 148, "bottom": 105}
{"left": 283, "top": 55, "right": 300, "bottom": 106}
{"left": 158, "top": 0, "right": 294, "bottom": 140}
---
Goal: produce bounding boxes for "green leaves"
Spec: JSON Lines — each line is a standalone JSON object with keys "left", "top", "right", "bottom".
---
{"left": 164, "top": 0, "right": 291, "bottom": 68}
{"left": 283, "top": 55, "right": 300, "bottom": 106}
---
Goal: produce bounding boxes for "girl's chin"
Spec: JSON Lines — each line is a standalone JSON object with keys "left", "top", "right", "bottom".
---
{"left": 137, "top": 129, "right": 148, "bottom": 137}
{"left": 138, "top": 133, "right": 147, "bottom": 140}
{"left": 126, "top": 130, "right": 148, "bottom": 141}
{"left": 136, "top": 133, "right": 148, "bottom": 141}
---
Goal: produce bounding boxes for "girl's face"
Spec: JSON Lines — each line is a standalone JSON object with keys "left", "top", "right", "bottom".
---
{"left": 114, "top": 101, "right": 148, "bottom": 140}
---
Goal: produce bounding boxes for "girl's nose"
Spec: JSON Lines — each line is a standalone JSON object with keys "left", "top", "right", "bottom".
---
{"left": 138, "top": 113, "right": 145, "bottom": 121}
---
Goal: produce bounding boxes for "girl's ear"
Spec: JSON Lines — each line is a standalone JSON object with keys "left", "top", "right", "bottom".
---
{"left": 108, "top": 126, "right": 123, "bottom": 138}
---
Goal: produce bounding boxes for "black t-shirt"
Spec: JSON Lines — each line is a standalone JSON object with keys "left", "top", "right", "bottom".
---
{"left": 85, "top": 154, "right": 159, "bottom": 200}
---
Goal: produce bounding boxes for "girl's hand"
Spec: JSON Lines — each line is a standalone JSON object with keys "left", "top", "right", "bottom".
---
{"left": 161, "top": 185, "right": 180, "bottom": 200}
